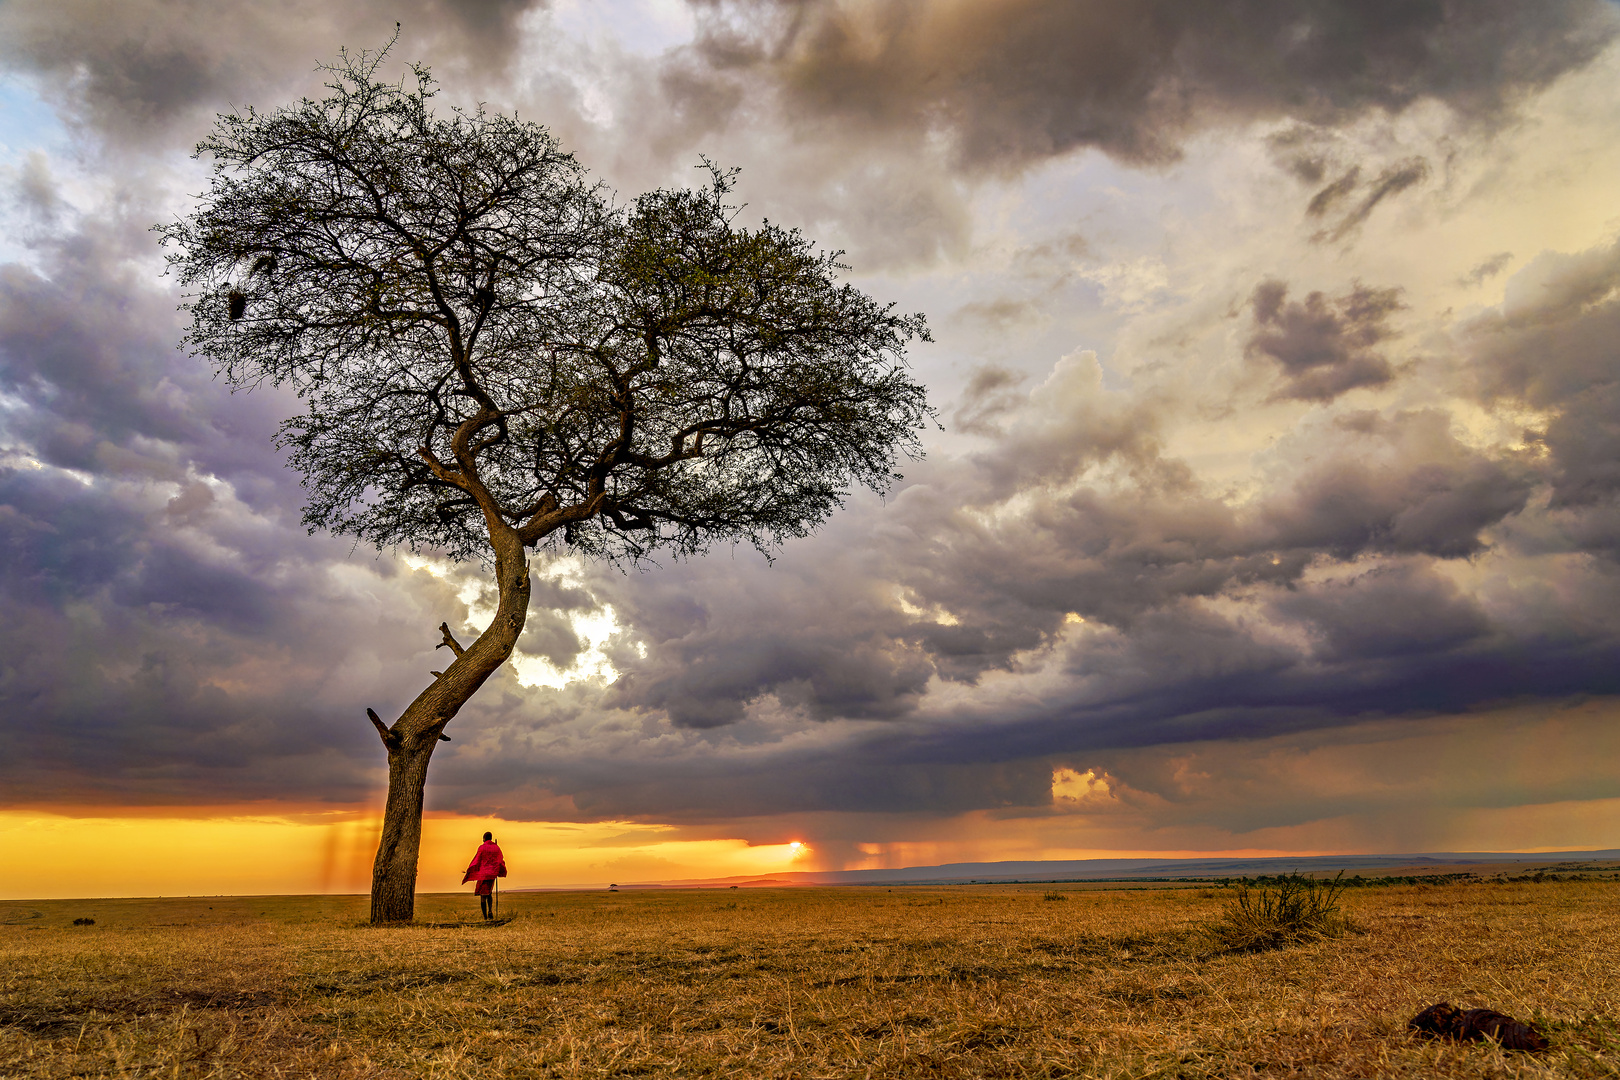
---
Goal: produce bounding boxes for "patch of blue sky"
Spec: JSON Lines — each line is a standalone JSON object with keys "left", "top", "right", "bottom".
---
{"left": 0, "top": 74, "right": 66, "bottom": 160}
{"left": 0, "top": 75, "right": 71, "bottom": 268}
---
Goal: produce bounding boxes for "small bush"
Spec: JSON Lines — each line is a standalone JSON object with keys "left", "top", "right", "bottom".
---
{"left": 1204, "top": 873, "right": 1350, "bottom": 953}
{"left": 1043, "top": 891, "right": 1067, "bottom": 902}
{"left": 72, "top": 917, "right": 95, "bottom": 926}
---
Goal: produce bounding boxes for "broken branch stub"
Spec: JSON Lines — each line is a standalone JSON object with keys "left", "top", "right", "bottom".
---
{"left": 437, "top": 623, "right": 466, "bottom": 656}
{"left": 366, "top": 708, "right": 399, "bottom": 749}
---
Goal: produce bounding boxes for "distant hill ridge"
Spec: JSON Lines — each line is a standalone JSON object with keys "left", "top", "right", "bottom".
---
{"left": 568, "top": 850, "right": 1620, "bottom": 891}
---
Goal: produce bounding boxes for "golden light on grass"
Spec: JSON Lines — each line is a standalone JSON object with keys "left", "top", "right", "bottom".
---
{"left": 3, "top": 878, "right": 1617, "bottom": 1078}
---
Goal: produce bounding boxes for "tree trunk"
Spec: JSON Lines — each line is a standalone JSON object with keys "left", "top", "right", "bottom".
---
{"left": 369, "top": 523, "right": 532, "bottom": 923}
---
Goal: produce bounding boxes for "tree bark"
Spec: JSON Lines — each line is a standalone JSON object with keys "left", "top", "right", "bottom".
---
{"left": 369, "top": 522, "right": 532, "bottom": 923}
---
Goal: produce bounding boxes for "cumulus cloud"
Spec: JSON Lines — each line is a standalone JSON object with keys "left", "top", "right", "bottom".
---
{"left": 1246, "top": 280, "right": 1404, "bottom": 402}
{"left": 1460, "top": 237, "right": 1620, "bottom": 567}
{"left": 560, "top": 0, "right": 1617, "bottom": 267}
{"left": 474, "top": 351, "right": 1548, "bottom": 818}
{"left": 669, "top": 0, "right": 1618, "bottom": 173}
{"left": 2, "top": 0, "right": 1620, "bottom": 858}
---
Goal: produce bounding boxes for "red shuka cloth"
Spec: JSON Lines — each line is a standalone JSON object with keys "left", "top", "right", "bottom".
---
{"left": 462, "top": 841, "right": 507, "bottom": 885}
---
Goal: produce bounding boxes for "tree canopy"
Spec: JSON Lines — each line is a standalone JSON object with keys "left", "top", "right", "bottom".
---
{"left": 160, "top": 46, "right": 931, "bottom": 568}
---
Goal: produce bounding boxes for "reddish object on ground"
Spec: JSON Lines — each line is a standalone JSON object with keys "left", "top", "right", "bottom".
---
{"left": 1409, "top": 1002, "right": 1550, "bottom": 1051}
{"left": 462, "top": 841, "right": 507, "bottom": 888}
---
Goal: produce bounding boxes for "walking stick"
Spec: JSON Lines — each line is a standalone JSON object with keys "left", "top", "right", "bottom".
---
{"left": 494, "top": 876, "right": 499, "bottom": 919}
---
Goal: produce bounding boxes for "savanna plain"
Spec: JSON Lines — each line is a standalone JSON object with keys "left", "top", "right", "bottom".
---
{"left": 2, "top": 874, "right": 1617, "bottom": 1079}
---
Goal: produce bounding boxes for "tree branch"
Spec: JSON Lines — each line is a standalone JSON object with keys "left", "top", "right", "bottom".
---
{"left": 516, "top": 492, "right": 606, "bottom": 546}
{"left": 367, "top": 708, "right": 400, "bottom": 749}
{"left": 437, "top": 622, "right": 466, "bottom": 656}
{"left": 416, "top": 445, "right": 467, "bottom": 487}
{"left": 603, "top": 503, "right": 657, "bottom": 531}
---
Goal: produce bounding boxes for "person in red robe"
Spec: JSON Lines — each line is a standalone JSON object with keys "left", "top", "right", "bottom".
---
{"left": 461, "top": 831, "right": 507, "bottom": 920}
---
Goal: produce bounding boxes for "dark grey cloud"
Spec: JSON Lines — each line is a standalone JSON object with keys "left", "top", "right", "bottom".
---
{"left": 887, "top": 402, "right": 1532, "bottom": 645}
{"left": 0, "top": 172, "right": 1601, "bottom": 831}
{"left": 1468, "top": 239, "right": 1620, "bottom": 415}
{"left": 437, "top": 723, "right": 1061, "bottom": 821}
{"left": 1263, "top": 424, "right": 1535, "bottom": 559}
{"left": 0, "top": 0, "right": 546, "bottom": 145}
{"left": 671, "top": 0, "right": 1618, "bottom": 173}
{"left": 483, "top": 370, "right": 1546, "bottom": 819}
{"left": 428, "top": 541, "right": 1620, "bottom": 824}
{"left": 1247, "top": 279, "right": 1404, "bottom": 401}
{"left": 591, "top": 524, "right": 936, "bottom": 730}
{"left": 0, "top": 461, "right": 393, "bottom": 805}
{"left": 0, "top": 186, "right": 530, "bottom": 808}
{"left": 1466, "top": 238, "right": 1620, "bottom": 548}
{"left": 1273, "top": 560, "right": 1490, "bottom": 662}
{"left": 2, "top": 0, "right": 1618, "bottom": 840}
{"left": 577, "top": 0, "right": 1617, "bottom": 269}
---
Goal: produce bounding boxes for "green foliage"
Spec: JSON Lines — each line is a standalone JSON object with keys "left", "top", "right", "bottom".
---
{"left": 1204, "top": 872, "right": 1352, "bottom": 953}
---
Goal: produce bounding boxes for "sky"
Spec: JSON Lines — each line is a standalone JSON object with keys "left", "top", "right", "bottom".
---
{"left": 2, "top": 0, "right": 1620, "bottom": 898}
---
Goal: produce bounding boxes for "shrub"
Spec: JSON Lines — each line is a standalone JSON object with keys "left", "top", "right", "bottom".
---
{"left": 1043, "top": 891, "right": 1068, "bottom": 902}
{"left": 1204, "top": 872, "right": 1351, "bottom": 953}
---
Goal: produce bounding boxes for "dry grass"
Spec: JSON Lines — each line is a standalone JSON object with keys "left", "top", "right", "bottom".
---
{"left": 1203, "top": 874, "right": 1353, "bottom": 955}
{"left": 2, "top": 881, "right": 1618, "bottom": 1078}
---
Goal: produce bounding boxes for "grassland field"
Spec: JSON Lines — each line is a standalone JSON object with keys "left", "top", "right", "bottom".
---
{"left": 2, "top": 876, "right": 1617, "bottom": 1079}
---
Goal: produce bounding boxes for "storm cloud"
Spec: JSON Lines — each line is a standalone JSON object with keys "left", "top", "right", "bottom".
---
{"left": 2, "top": 0, "right": 1619, "bottom": 858}
{"left": 1468, "top": 238, "right": 1620, "bottom": 513}
{"left": 668, "top": 0, "right": 1618, "bottom": 172}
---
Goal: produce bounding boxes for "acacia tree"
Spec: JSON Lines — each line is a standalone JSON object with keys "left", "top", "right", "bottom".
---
{"left": 159, "top": 45, "right": 929, "bottom": 923}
